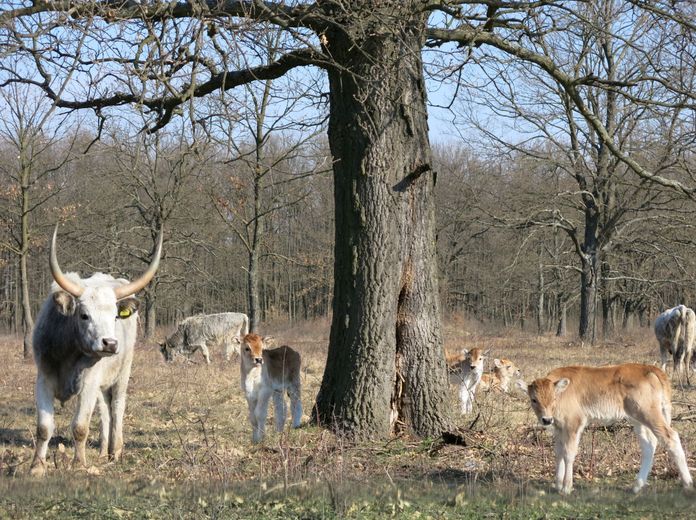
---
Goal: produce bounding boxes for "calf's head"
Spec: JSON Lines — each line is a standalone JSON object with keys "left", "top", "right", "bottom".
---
{"left": 241, "top": 333, "right": 275, "bottom": 367}
{"left": 517, "top": 377, "right": 570, "bottom": 427}
{"left": 50, "top": 225, "right": 162, "bottom": 357}
{"left": 465, "top": 348, "right": 488, "bottom": 372}
{"left": 494, "top": 358, "right": 521, "bottom": 379}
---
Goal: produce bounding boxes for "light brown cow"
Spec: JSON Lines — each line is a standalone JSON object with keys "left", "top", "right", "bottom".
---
{"left": 518, "top": 364, "right": 692, "bottom": 494}
{"left": 447, "top": 348, "right": 488, "bottom": 414}
{"left": 479, "top": 358, "right": 520, "bottom": 393}
{"left": 239, "top": 333, "right": 302, "bottom": 443}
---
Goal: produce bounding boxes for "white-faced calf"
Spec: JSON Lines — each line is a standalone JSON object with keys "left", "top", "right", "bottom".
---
{"left": 518, "top": 363, "right": 693, "bottom": 494}
{"left": 479, "top": 358, "right": 520, "bottom": 393}
{"left": 240, "top": 333, "right": 302, "bottom": 443}
{"left": 447, "top": 348, "right": 488, "bottom": 414}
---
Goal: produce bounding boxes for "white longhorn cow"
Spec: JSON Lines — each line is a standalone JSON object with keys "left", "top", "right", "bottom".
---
{"left": 29, "top": 225, "right": 162, "bottom": 475}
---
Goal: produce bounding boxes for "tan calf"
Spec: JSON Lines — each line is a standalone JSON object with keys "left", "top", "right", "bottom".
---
{"left": 447, "top": 348, "right": 488, "bottom": 414}
{"left": 479, "top": 358, "right": 520, "bottom": 393}
{"left": 518, "top": 364, "right": 692, "bottom": 494}
{"left": 240, "top": 333, "right": 302, "bottom": 443}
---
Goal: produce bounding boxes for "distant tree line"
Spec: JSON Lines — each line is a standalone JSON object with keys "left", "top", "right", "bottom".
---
{"left": 2, "top": 119, "right": 695, "bottom": 344}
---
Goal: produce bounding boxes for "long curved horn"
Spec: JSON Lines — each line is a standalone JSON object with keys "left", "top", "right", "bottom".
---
{"left": 50, "top": 223, "right": 85, "bottom": 297}
{"left": 114, "top": 229, "right": 163, "bottom": 299}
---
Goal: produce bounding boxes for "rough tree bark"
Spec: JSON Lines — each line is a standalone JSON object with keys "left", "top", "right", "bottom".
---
{"left": 313, "top": 3, "right": 451, "bottom": 438}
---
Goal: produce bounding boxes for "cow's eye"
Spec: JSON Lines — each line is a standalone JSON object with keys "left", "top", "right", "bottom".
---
{"left": 531, "top": 398, "right": 538, "bottom": 404}
{"left": 245, "top": 347, "right": 250, "bottom": 352}
{"left": 80, "top": 313, "right": 89, "bottom": 320}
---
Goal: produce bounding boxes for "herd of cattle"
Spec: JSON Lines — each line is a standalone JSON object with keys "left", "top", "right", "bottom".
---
{"left": 23, "top": 227, "right": 696, "bottom": 495}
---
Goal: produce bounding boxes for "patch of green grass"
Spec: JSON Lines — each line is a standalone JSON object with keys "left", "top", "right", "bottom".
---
{"left": 2, "top": 477, "right": 695, "bottom": 519}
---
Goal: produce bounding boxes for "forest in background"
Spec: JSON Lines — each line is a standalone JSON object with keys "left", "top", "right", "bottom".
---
{"left": 1, "top": 1, "right": 695, "bottom": 363}
{"left": 2, "top": 111, "right": 695, "bottom": 344}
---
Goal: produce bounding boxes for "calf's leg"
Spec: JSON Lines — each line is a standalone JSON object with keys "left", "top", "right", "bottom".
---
{"left": 289, "top": 382, "right": 303, "bottom": 428}
{"left": 254, "top": 386, "right": 273, "bottom": 443}
{"left": 273, "top": 390, "right": 287, "bottom": 432}
{"left": 633, "top": 423, "right": 657, "bottom": 492}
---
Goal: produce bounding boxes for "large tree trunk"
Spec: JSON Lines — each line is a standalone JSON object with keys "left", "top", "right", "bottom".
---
{"left": 313, "top": 4, "right": 451, "bottom": 439}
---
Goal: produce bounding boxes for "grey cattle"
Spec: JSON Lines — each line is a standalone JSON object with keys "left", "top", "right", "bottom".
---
{"left": 159, "top": 312, "right": 249, "bottom": 363}
{"left": 655, "top": 304, "right": 696, "bottom": 384}
{"left": 29, "top": 226, "right": 162, "bottom": 476}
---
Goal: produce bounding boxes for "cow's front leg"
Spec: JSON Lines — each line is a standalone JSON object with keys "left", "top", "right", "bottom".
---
{"left": 198, "top": 343, "right": 211, "bottom": 364}
{"left": 273, "top": 390, "right": 287, "bottom": 432}
{"left": 97, "top": 389, "right": 112, "bottom": 459}
{"left": 108, "top": 383, "right": 129, "bottom": 461}
{"left": 660, "top": 343, "right": 669, "bottom": 372}
{"left": 71, "top": 383, "right": 99, "bottom": 468}
{"left": 254, "top": 387, "right": 273, "bottom": 443}
{"left": 223, "top": 340, "right": 233, "bottom": 362}
{"left": 247, "top": 397, "right": 260, "bottom": 442}
{"left": 30, "top": 374, "right": 55, "bottom": 476}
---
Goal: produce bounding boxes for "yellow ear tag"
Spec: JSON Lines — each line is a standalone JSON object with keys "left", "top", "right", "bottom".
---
{"left": 119, "top": 308, "right": 132, "bottom": 318}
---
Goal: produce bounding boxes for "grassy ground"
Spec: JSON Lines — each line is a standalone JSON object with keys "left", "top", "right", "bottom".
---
{"left": 1, "top": 316, "right": 696, "bottom": 518}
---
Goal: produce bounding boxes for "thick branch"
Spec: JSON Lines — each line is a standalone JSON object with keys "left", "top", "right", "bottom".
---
{"left": 42, "top": 48, "right": 321, "bottom": 132}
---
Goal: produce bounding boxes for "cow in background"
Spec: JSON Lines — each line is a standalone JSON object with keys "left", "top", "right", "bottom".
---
{"left": 479, "top": 358, "right": 521, "bottom": 393}
{"left": 29, "top": 226, "right": 162, "bottom": 476}
{"left": 655, "top": 305, "right": 696, "bottom": 384}
{"left": 159, "top": 312, "right": 249, "bottom": 363}
{"left": 447, "top": 348, "right": 488, "bottom": 414}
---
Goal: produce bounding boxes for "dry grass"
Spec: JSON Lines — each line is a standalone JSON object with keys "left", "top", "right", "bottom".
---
{"left": 2, "top": 317, "right": 696, "bottom": 517}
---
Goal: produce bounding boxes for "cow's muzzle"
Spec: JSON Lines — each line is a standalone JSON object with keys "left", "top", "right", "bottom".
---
{"left": 99, "top": 338, "right": 118, "bottom": 356}
{"left": 541, "top": 417, "right": 554, "bottom": 426}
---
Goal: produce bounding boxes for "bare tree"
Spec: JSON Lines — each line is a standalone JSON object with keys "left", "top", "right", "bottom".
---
{"left": 0, "top": 82, "right": 81, "bottom": 357}
{"left": 206, "top": 28, "right": 327, "bottom": 331}
{"left": 443, "top": 1, "right": 696, "bottom": 341}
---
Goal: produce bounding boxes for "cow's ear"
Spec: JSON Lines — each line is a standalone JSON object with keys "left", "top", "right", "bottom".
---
{"left": 554, "top": 378, "right": 570, "bottom": 394}
{"left": 262, "top": 336, "right": 276, "bottom": 347}
{"left": 53, "top": 291, "right": 76, "bottom": 316}
{"left": 117, "top": 297, "right": 139, "bottom": 319}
